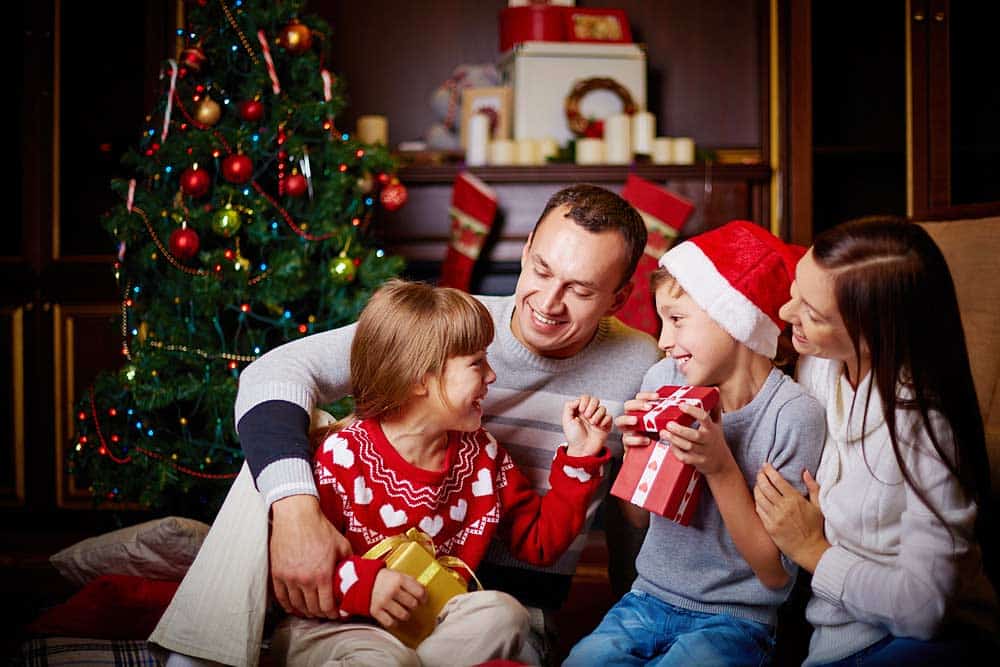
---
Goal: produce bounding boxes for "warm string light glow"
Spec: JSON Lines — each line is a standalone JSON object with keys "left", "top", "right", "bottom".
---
{"left": 87, "top": 387, "right": 238, "bottom": 481}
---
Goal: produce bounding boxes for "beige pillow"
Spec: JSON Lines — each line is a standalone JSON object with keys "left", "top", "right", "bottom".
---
{"left": 50, "top": 516, "right": 210, "bottom": 586}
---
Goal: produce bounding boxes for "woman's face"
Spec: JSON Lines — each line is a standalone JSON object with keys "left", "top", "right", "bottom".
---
{"left": 779, "top": 249, "right": 863, "bottom": 368}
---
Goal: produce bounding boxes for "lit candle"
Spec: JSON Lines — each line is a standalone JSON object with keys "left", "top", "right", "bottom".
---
{"left": 466, "top": 113, "right": 489, "bottom": 166}
{"left": 489, "top": 139, "right": 516, "bottom": 165}
{"left": 631, "top": 111, "right": 655, "bottom": 156}
{"left": 356, "top": 115, "right": 388, "bottom": 146}
{"left": 605, "top": 113, "right": 632, "bottom": 165}
{"left": 575, "top": 138, "right": 605, "bottom": 165}
{"left": 652, "top": 137, "right": 673, "bottom": 164}
{"left": 515, "top": 138, "right": 538, "bottom": 166}
{"left": 673, "top": 137, "right": 696, "bottom": 165}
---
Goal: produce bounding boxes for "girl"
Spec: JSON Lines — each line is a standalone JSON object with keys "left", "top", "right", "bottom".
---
{"left": 755, "top": 217, "right": 998, "bottom": 665}
{"left": 272, "top": 279, "right": 613, "bottom": 667}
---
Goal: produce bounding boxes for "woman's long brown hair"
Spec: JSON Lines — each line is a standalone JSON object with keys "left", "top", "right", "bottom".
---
{"left": 812, "top": 217, "right": 991, "bottom": 554}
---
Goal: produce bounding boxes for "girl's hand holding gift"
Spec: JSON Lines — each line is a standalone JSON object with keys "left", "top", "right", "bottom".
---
{"left": 563, "top": 394, "right": 613, "bottom": 457}
{"left": 370, "top": 568, "right": 427, "bottom": 629}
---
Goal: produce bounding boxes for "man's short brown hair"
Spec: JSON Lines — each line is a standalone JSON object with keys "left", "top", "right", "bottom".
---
{"left": 531, "top": 184, "right": 646, "bottom": 289}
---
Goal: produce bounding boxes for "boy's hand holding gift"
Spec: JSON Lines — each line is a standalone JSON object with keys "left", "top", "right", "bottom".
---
{"left": 610, "top": 385, "right": 720, "bottom": 526}
{"left": 563, "top": 394, "right": 613, "bottom": 457}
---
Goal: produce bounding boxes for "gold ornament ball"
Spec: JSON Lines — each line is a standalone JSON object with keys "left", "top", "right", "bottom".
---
{"left": 211, "top": 207, "right": 243, "bottom": 237}
{"left": 195, "top": 97, "right": 222, "bottom": 126}
{"left": 327, "top": 256, "right": 357, "bottom": 285}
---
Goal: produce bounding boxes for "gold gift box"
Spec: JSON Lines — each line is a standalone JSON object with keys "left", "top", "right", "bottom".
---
{"left": 365, "top": 528, "right": 473, "bottom": 648}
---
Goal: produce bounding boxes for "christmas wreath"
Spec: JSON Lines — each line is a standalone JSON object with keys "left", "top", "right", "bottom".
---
{"left": 565, "top": 77, "right": 637, "bottom": 137}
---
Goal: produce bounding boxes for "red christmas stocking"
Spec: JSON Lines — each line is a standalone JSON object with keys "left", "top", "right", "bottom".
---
{"left": 617, "top": 174, "right": 695, "bottom": 336}
{"left": 438, "top": 172, "right": 498, "bottom": 291}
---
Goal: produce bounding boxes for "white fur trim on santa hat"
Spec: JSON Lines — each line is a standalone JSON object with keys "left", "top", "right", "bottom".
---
{"left": 660, "top": 241, "right": 781, "bottom": 358}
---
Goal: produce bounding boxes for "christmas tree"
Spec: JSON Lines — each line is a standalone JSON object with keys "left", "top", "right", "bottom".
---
{"left": 70, "top": 0, "right": 405, "bottom": 521}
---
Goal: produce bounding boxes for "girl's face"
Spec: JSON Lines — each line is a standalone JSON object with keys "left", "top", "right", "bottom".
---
{"left": 780, "top": 249, "right": 862, "bottom": 367}
{"left": 426, "top": 348, "right": 497, "bottom": 432}
{"left": 655, "top": 283, "right": 739, "bottom": 386}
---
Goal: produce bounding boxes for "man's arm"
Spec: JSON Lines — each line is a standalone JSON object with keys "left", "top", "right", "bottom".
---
{"left": 233, "top": 324, "right": 357, "bottom": 618}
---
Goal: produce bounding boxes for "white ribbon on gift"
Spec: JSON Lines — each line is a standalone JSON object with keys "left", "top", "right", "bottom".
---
{"left": 630, "top": 439, "right": 702, "bottom": 523}
{"left": 641, "top": 385, "right": 707, "bottom": 432}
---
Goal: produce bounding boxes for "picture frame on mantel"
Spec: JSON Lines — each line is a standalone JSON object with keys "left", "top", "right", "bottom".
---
{"left": 460, "top": 86, "right": 512, "bottom": 149}
{"left": 564, "top": 8, "right": 631, "bottom": 44}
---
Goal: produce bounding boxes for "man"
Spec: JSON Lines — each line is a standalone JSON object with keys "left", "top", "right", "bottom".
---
{"left": 152, "top": 184, "right": 661, "bottom": 666}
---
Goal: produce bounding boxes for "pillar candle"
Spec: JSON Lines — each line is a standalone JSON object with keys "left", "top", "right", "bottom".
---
{"left": 356, "top": 115, "right": 388, "bottom": 146}
{"left": 652, "top": 137, "right": 674, "bottom": 164}
{"left": 465, "top": 113, "right": 489, "bottom": 166}
{"left": 605, "top": 113, "right": 632, "bottom": 165}
{"left": 515, "top": 138, "right": 538, "bottom": 166}
{"left": 673, "top": 137, "right": 696, "bottom": 165}
{"left": 631, "top": 111, "right": 655, "bottom": 155}
{"left": 575, "top": 138, "right": 604, "bottom": 165}
{"left": 537, "top": 138, "right": 558, "bottom": 164}
{"left": 489, "top": 139, "right": 515, "bottom": 166}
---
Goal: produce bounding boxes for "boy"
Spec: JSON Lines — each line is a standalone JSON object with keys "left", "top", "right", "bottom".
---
{"left": 565, "top": 220, "right": 826, "bottom": 666}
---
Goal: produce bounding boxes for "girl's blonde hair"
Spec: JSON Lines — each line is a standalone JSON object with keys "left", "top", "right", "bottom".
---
{"left": 350, "top": 279, "right": 494, "bottom": 420}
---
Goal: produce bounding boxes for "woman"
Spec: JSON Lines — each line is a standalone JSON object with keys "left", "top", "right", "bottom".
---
{"left": 753, "top": 217, "right": 998, "bottom": 665}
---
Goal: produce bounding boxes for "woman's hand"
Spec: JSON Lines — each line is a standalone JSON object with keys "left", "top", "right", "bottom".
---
{"left": 563, "top": 394, "right": 612, "bottom": 457}
{"left": 662, "top": 402, "right": 734, "bottom": 477}
{"left": 613, "top": 391, "right": 662, "bottom": 457}
{"left": 754, "top": 463, "right": 830, "bottom": 573}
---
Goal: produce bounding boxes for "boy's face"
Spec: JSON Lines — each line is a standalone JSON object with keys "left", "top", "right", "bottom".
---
{"left": 512, "top": 207, "right": 632, "bottom": 359}
{"left": 655, "top": 283, "right": 739, "bottom": 386}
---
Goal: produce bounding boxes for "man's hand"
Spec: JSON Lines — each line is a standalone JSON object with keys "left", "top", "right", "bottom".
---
{"left": 370, "top": 569, "right": 426, "bottom": 628}
{"left": 270, "top": 495, "right": 353, "bottom": 618}
{"left": 563, "top": 394, "right": 612, "bottom": 457}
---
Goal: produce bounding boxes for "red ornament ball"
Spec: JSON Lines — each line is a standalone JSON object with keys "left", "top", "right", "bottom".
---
{"left": 380, "top": 182, "right": 408, "bottom": 212}
{"left": 222, "top": 154, "right": 254, "bottom": 184}
{"left": 377, "top": 172, "right": 391, "bottom": 186}
{"left": 278, "top": 20, "right": 313, "bottom": 55}
{"left": 239, "top": 99, "right": 264, "bottom": 122}
{"left": 169, "top": 226, "right": 200, "bottom": 261}
{"left": 180, "top": 167, "right": 211, "bottom": 197}
{"left": 180, "top": 47, "right": 207, "bottom": 72}
{"left": 285, "top": 173, "right": 308, "bottom": 197}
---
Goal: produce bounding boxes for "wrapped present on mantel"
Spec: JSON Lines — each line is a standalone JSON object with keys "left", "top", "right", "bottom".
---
{"left": 363, "top": 528, "right": 478, "bottom": 648}
{"left": 611, "top": 385, "right": 720, "bottom": 526}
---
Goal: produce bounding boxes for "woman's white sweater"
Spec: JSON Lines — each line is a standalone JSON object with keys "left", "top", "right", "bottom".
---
{"left": 797, "top": 355, "right": 997, "bottom": 665}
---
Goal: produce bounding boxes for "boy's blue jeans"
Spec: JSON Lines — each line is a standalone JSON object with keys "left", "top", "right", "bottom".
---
{"left": 564, "top": 590, "right": 775, "bottom": 666}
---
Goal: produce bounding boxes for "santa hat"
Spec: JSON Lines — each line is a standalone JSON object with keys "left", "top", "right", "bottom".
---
{"left": 658, "top": 220, "right": 806, "bottom": 359}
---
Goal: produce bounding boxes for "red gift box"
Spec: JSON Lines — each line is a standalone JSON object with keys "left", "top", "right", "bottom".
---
{"left": 499, "top": 6, "right": 567, "bottom": 53}
{"left": 611, "top": 385, "right": 720, "bottom": 525}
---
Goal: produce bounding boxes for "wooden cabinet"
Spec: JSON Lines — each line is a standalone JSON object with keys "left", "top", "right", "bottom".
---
{"left": 7, "top": 1, "right": 178, "bottom": 526}
{"left": 784, "top": 0, "right": 1000, "bottom": 243}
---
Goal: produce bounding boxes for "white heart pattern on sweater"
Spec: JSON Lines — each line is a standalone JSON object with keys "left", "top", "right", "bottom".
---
{"left": 338, "top": 560, "right": 358, "bottom": 595}
{"left": 323, "top": 435, "right": 355, "bottom": 468}
{"left": 419, "top": 514, "right": 444, "bottom": 537}
{"left": 562, "top": 465, "right": 592, "bottom": 482}
{"left": 379, "top": 503, "right": 408, "bottom": 528}
{"left": 449, "top": 498, "right": 468, "bottom": 522}
{"left": 471, "top": 468, "right": 493, "bottom": 497}
{"left": 353, "top": 476, "right": 373, "bottom": 505}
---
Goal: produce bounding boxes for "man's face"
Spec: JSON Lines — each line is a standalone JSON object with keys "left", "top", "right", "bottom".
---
{"left": 511, "top": 206, "right": 632, "bottom": 358}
